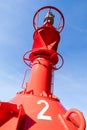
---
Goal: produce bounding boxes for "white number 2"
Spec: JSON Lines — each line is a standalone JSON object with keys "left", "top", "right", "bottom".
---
{"left": 37, "top": 100, "right": 52, "bottom": 120}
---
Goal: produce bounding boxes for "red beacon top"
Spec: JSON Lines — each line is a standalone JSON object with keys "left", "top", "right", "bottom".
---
{"left": 23, "top": 6, "right": 64, "bottom": 95}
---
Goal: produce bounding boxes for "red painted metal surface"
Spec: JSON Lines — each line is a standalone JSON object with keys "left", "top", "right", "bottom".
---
{"left": 0, "top": 6, "right": 86, "bottom": 130}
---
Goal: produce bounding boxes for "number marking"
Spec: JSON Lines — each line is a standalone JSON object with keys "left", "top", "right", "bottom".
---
{"left": 37, "top": 100, "right": 52, "bottom": 120}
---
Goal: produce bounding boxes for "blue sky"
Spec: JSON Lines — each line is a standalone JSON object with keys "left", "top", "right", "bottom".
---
{"left": 0, "top": 0, "right": 87, "bottom": 126}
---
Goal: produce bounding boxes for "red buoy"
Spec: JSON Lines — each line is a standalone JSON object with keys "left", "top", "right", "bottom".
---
{"left": 0, "top": 6, "right": 86, "bottom": 130}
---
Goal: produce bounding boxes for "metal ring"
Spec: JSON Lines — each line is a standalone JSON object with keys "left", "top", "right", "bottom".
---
{"left": 33, "top": 6, "right": 65, "bottom": 32}
{"left": 50, "top": 52, "right": 64, "bottom": 70}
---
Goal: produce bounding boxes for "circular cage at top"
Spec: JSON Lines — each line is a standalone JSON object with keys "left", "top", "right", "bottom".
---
{"left": 33, "top": 6, "right": 65, "bottom": 33}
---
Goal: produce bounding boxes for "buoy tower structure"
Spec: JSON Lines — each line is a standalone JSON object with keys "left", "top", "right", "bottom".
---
{"left": 0, "top": 6, "right": 86, "bottom": 130}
